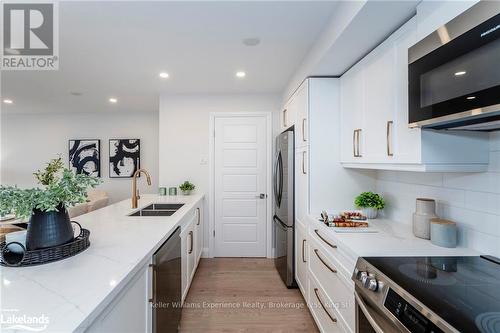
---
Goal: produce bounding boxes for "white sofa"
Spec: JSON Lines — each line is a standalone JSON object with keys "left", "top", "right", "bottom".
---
{"left": 68, "top": 190, "right": 109, "bottom": 218}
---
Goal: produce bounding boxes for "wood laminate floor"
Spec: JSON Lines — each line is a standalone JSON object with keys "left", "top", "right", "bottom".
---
{"left": 179, "top": 258, "right": 319, "bottom": 333}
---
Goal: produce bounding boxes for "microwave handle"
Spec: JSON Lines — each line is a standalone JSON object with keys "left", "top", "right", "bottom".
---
{"left": 354, "top": 291, "right": 385, "bottom": 333}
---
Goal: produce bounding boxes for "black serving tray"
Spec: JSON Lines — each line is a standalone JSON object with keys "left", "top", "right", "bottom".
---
{"left": 0, "top": 221, "right": 90, "bottom": 267}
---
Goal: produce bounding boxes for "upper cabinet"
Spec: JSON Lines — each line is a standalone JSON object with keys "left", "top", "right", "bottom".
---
{"left": 340, "top": 17, "right": 490, "bottom": 172}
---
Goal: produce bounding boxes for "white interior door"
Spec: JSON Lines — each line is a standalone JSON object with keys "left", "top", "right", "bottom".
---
{"left": 214, "top": 116, "right": 268, "bottom": 257}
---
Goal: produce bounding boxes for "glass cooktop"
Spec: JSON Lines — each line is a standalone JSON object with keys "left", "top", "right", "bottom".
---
{"left": 364, "top": 256, "right": 500, "bottom": 333}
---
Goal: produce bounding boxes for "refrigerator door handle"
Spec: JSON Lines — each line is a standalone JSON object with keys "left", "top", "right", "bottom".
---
{"left": 277, "top": 152, "right": 283, "bottom": 206}
{"left": 273, "top": 151, "right": 280, "bottom": 205}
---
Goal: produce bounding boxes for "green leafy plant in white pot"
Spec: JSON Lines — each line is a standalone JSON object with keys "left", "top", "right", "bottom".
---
{"left": 0, "top": 157, "right": 101, "bottom": 250}
{"left": 179, "top": 181, "right": 195, "bottom": 195}
{"left": 354, "top": 192, "right": 385, "bottom": 219}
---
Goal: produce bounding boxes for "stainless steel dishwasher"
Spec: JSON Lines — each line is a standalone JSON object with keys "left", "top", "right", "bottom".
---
{"left": 151, "top": 226, "right": 181, "bottom": 333}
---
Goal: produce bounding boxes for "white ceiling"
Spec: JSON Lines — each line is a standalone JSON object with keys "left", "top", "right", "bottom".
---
{"left": 1, "top": 1, "right": 339, "bottom": 113}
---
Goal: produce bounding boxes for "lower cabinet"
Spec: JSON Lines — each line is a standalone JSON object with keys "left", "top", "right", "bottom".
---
{"left": 308, "top": 273, "right": 351, "bottom": 333}
{"left": 295, "top": 221, "right": 308, "bottom": 298}
{"left": 294, "top": 223, "right": 356, "bottom": 333}
{"left": 86, "top": 262, "right": 151, "bottom": 333}
{"left": 181, "top": 213, "right": 196, "bottom": 303}
{"left": 308, "top": 235, "right": 355, "bottom": 331}
{"left": 86, "top": 202, "right": 204, "bottom": 332}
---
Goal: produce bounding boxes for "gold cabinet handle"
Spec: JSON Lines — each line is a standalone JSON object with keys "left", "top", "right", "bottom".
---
{"left": 283, "top": 109, "right": 287, "bottom": 127}
{"left": 196, "top": 208, "right": 201, "bottom": 225}
{"left": 314, "top": 288, "right": 337, "bottom": 323}
{"left": 357, "top": 129, "right": 362, "bottom": 157}
{"left": 314, "top": 229, "right": 337, "bottom": 249}
{"left": 302, "top": 151, "right": 307, "bottom": 174}
{"left": 302, "top": 239, "right": 307, "bottom": 263}
{"left": 149, "top": 264, "right": 155, "bottom": 303}
{"left": 387, "top": 121, "right": 393, "bottom": 156}
{"left": 302, "top": 118, "right": 307, "bottom": 142}
{"left": 353, "top": 129, "right": 357, "bottom": 157}
{"left": 188, "top": 231, "right": 193, "bottom": 254}
{"left": 314, "top": 249, "right": 337, "bottom": 273}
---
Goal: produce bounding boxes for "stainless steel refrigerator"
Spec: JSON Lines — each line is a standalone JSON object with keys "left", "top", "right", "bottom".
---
{"left": 273, "top": 129, "right": 296, "bottom": 288}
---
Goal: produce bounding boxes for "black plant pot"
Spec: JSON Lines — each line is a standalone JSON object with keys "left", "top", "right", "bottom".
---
{"left": 26, "top": 204, "right": 74, "bottom": 250}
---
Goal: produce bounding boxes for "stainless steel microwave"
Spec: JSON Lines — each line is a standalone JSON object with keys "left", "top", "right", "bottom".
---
{"left": 408, "top": 2, "right": 500, "bottom": 131}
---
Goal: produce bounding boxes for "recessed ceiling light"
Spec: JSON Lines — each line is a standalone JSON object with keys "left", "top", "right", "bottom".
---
{"left": 236, "top": 71, "right": 246, "bottom": 78}
{"left": 243, "top": 38, "right": 260, "bottom": 46}
{"left": 466, "top": 96, "right": 476, "bottom": 100}
{"left": 454, "top": 71, "right": 466, "bottom": 76}
{"left": 3, "top": 99, "right": 13, "bottom": 104}
{"left": 159, "top": 72, "right": 169, "bottom": 79}
{"left": 70, "top": 92, "right": 82, "bottom": 96}
{"left": 109, "top": 97, "right": 118, "bottom": 103}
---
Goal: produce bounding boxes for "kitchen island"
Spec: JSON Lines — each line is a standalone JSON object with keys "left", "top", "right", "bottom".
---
{"left": 0, "top": 194, "right": 204, "bottom": 333}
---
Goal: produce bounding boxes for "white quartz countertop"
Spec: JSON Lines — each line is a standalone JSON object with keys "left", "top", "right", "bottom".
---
{"left": 0, "top": 194, "right": 204, "bottom": 333}
{"left": 306, "top": 215, "right": 478, "bottom": 272}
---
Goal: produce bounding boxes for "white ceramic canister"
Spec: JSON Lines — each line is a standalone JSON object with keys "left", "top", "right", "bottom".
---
{"left": 413, "top": 198, "right": 437, "bottom": 239}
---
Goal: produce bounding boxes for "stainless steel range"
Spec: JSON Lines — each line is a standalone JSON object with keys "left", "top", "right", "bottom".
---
{"left": 353, "top": 256, "right": 500, "bottom": 333}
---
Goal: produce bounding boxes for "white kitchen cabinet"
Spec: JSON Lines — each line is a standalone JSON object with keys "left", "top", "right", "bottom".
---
{"left": 86, "top": 262, "right": 151, "bottom": 333}
{"left": 280, "top": 97, "right": 296, "bottom": 131}
{"left": 340, "top": 16, "right": 489, "bottom": 172}
{"left": 295, "top": 221, "right": 308, "bottom": 298}
{"left": 294, "top": 81, "right": 309, "bottom": 147}
{"left": 181, "top": 213, "right": 196, "bottom": 303}
{"left": 340, "top": 64, "right": 364, "bottom": 163}
{"left": 194, "top": 205, "right": 203, "bottom": 266}
{"left": 295, "top": 146, "right": 308, "bottom": 229}
{"left": 308, "top": 273, "right": 351, "bottom": 333}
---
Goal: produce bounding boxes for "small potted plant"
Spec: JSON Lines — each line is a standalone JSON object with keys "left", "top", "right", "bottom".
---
{"left": 0, "top": 157, "right": 101, "bottom": 250}
{"left": 354, "top": 192, "right": 385, "bottom": 219}
{"left": 179, "top": 181, "right": 195, "bottom": 196}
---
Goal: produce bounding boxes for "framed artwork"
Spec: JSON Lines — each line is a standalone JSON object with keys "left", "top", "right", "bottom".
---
{"left": 68, "top": 139, "right": 101, "bottom": 177}
{"left": 109, "top": 139, "right": 140, "bottom": 178}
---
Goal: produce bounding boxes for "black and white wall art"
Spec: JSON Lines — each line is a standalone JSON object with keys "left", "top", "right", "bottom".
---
{"left": 68, "top": 139, "right": 101, "bottom": 177}
{"left": 109, "top": 139, "right": 140, "bottom": 178}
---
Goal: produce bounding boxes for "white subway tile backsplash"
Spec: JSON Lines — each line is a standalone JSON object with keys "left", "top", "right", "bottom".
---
{"left": 414, "top": 184, "right": 465, "bottom": 208}
{"left": 487, "top": 151, "right": 500, "bottom": 173}
{"left": 490, "top": 132, "right": 500, "bottom": 151}
{"left": 438, "top": 204, "right": 500, "bottom": 237}
{"left": 465, "top": 191, "right": 500, "bottom": 216}
{"left": 458, "top": 228, "right": 500, "bottom": 257}
{"left": 443, "top": 173, "right": 500, "bottom": 194}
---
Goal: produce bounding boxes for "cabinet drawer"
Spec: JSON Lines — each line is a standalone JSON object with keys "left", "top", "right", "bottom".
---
{"left": 309, "top": 226, "right": 356, "bottom": 275}
{"left": 308, "top": 273, "right": 350, "bottom": 333}
{"left": 309, "top": 236, "right": 355, "bottom": 331}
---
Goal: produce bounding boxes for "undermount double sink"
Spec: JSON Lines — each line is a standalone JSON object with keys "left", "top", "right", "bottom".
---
{"left": 129, "top": 203, "right": 184, "bottom": 217}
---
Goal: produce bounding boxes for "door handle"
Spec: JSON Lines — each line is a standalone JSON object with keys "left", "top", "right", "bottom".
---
{"left": 256, "top": 193, "right": 267, "bottom": 199}
{"left": 283, "top": 109, "right": 287, "bottom": 127}
{"left": 196, "top": 208, "right": 201, "bottom": 225}
{"left": 355, "top": 291, "right": 385, "bottom": 333}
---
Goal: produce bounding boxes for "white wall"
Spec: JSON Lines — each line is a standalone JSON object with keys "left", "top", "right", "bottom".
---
{"left": 376, "top": 132, "right": 500, "bottom": 257}
{"left": 1, "top": 111, "right": 159, "bottom": 203}
{"left": 159, "top": 93, "right": 280, "bottom": 255}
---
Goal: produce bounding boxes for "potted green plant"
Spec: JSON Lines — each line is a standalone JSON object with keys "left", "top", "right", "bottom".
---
{"left": 179, "top": 181, "right": 195, "bottom": 195}
{"left": 354, "top": 192, "right": 385, "bottom": 219}
{"left": 0, "top": 157, "right": 100, "bottom": 250}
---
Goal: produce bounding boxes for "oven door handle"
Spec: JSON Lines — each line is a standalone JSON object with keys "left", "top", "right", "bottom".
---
{"left": 354, "top": 291, "right": 385, "bottom": 333}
